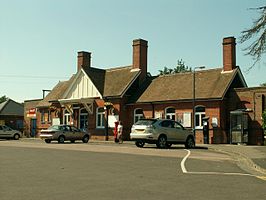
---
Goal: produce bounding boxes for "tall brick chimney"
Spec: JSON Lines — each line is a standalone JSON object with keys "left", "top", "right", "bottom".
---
{"left": 77, "top": 51, "right": 91, "bottom": 71}
{"left": 223, "top": 37, "right": 236, "bottom": 71}
{"left": 132, "top": 39, "right": 148, "bottom": 83}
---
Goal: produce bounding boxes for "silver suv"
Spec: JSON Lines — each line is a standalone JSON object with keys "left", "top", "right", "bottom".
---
{"left": 130, "top": 119, "right": 195, "bottom": 149}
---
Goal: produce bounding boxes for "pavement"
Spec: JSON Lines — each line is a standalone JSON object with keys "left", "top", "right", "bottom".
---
{"left": 200, "top": 143, "right": 266, "bottom": 176}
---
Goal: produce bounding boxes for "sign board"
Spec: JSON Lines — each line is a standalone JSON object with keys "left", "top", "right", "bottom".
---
{"left": 108, "top": 115, "right": 119, "bottom": 128}
{"left": 183, "top": 112, "right": 191, "bottom": 127}
{"left": 27, "top": 108, "right": 36, "bottom": 118}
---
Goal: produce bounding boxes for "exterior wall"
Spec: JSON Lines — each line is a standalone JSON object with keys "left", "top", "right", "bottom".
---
{"left": 0, "top": 115, "right": 24, "bottom": 131}
{"left": 24, "top": 99, "right": 42, "bottom": 137}
{"left": 126, "top": 100, "right": 225, "bottom": 144}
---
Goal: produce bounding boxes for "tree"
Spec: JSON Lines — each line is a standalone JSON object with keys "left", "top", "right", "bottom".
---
{"left": 239, "top": 6, "right": 266, "bottom": 69}
{"left": 260, "top": 82, "right": 266, "bottom": 86}
{"left": 158, "top": 59, "right": 191, "bottom": 75}
{"left": 0, "top": 95, "right": 8, "bottom": 104}
{"left": 262, "top": 110, "right": 266, "bottom": 136}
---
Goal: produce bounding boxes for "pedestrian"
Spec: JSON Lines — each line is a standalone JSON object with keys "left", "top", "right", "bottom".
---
{"left": 114, "top": 121, "right": 119, "bottom": 143}
{"left": 117, "top": 121, "right": 123, "bottom": 144}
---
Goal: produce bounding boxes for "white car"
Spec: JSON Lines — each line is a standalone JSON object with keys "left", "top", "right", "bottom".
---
{"left": 0, "top": 125, "right": 22, "bottom": 140}
{"left": 130, "top": 119, "right": 195, "bottom": 148}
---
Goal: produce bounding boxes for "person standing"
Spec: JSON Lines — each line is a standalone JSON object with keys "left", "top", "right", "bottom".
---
{"left": 117, "top": 121, "right": 123, "bottom": 144}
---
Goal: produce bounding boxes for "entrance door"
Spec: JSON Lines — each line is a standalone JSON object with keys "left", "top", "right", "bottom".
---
{"left": 30, "top": 119, "right": 37, "bottom": 137}
{"left": 79, "top": 108, "right": 88, "bottom": 130}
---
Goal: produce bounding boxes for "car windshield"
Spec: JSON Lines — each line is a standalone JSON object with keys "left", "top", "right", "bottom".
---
{"left": 134, "top": 119, "right": 156, "bottom": 126}
{"left": 47, "top": 125, "right": 62, "bottom": 131}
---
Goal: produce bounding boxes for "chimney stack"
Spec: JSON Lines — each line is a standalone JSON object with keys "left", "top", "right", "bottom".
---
{"left": 132, "top": 39, "right": 148, "bottom": 83}
{"left": 77, "top": 51, "right": 91, "bottom": 71}
{"left": 223, "top": 37, "right": 236, "bottom": 71}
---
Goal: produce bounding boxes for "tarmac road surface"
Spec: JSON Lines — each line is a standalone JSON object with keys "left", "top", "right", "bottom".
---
{"left": 0, "top": 140, "right": 265, "bottom": 200}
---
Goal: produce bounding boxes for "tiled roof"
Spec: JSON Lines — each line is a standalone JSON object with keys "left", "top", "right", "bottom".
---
{"left": 103, "top": 66, "right": 139, "bottom": 97}
{"left": 36, "top": 77, "right": 74, "bottom": 108}
{"left": 83, "top": 65, "right": 140, "bottom": 97}
{"left": 0, "top": 98, "right": 24, "bottom": 116}
{"left": 135, "top": 68, "right": 240, "bottom": 103}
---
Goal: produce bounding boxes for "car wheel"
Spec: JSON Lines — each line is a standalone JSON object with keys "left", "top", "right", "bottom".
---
{"left": 156, "top": 135, "right": 167, "bottom": 148}
{"left": 13, "top": 134, "right": 20, "bottom": 140}
{"left": 58, "top": 136, "right": 65, "bottom": 144}
{"left": 45, "top": 139, "right": 51, "bottom": 143}
{"left": 82, "top": 135, "right": 89, "bottom": 143}
{"left": 135, "top": 140, "right": 145, "bottom": 148}
{"left": 185, "top": 136, "right": 195, "bottom": 149}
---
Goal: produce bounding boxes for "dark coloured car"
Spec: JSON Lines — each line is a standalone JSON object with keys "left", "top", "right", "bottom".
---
{"left": 40, "top": 125, "right": 90, "bottom": 144}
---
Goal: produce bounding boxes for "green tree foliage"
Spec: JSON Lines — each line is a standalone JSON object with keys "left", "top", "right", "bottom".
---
{"left": 239, "top": 6, "right": 266, "bottom": 69}
{"left": 158, "top": 59, "right": 191, "bottom": 75}
{"left": 262, "top": 110, "right": 266, "bottom": 135}
{"left": 0, "top": 95, "right": 8, "bottom": 104}
{"left": 260, "top": 82, "right": 266, "bottom": 86}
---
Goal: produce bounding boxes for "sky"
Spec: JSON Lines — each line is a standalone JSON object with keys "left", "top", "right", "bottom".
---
{"left": 0, "top": 0, "right": 265, "bottom": 103}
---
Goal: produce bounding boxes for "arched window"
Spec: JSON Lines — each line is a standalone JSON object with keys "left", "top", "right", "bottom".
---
{"left": 195, "top": 106, "right": 205, "bottom": 129}
{"left": 134, "top": 108, "right": 144, "bottom": 123}
{"left": 165, "top": 107, "right": 175, "bottom": 120}
{"left": 63, "top": 109, "right": 71, "bottom": 125}
{"left": 79, "top": 108, "right": 88, "bottom": 130}
{"left": 96, "top": 107, "right": 105, "bottom": 128}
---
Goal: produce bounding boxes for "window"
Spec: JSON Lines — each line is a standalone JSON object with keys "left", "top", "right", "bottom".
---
{"left": 165, "top": 107, "right": 175, "bottom": 120}
{"left": 195, "top": 106, "right": 205, "bottom": 129}
{"left": 96, "top": 107, "right": 105, "bottom": 128}
{"left": 63, "top": 109, "right": 71, "bottom": 125}
{"left": 134, "top": 108, "right": 144, "bottom": 123}
{"left": 41, "top": 110, "right": 45, "bottom": 124}
{"left": 160, "top": 120, "right": 173, "bottom": 128}
{"left": 79, "top": 108, "right": 88, "bottom": 129}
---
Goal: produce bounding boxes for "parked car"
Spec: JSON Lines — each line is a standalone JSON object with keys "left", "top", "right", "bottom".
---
{"left": 40, "top": 125, "right": 90, "bottom": 144}
{"left": 130, "top": 119, "right": 195, "bottom": 149}
{"left": 0, "top": 125, "right": 22, "bottom": 140}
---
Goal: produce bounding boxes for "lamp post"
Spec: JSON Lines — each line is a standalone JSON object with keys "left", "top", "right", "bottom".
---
{"left": 192, "top": 66, "right": 205, "bottom": 142}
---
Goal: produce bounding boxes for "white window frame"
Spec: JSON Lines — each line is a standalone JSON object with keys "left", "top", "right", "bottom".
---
{"left": 165, "top": 107, "right": 176, "bottom": 120}
{"left": 96, "top": 107, "right": 105, "bottom": 128}
{"left": 134, "top": 108, "right": 144, "bottom": 123}
{"left": 195, "top": 106, "right": 205, "bottom": 129}
{"left": 63, "top": 109, "right": 71, "bottom": 125}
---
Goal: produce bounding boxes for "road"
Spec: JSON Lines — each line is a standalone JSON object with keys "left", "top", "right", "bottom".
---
{"left": 0, "top": 139, "right": 265, "bottom": 200}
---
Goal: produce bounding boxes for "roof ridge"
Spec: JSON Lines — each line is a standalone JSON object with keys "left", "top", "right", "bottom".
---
{"left": 106, "top": 65, "right": 132, "bottom": 72}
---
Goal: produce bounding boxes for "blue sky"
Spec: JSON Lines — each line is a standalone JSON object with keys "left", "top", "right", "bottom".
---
{"left": 0, "top": 0, "right": 265, "bottom": 103}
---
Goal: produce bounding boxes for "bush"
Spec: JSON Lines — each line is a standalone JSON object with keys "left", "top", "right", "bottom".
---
{"left": 262, "top": 110, "right": 266, "bottom": 135}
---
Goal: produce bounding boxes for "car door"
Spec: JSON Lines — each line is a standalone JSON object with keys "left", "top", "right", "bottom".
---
{"left": 160, "top": 120, "right": 175, "bottom": 141}
{"left": 172, "top": 121, "right": 188, "bottom": 142}
{"left": 63, "top": 125, "right": 72, "bottom": 140}
{"left": 1, "top": 125, "right": 13, "bottom": 138}
{"left": 71, "top": 126, "right": 82, "bottom": 140}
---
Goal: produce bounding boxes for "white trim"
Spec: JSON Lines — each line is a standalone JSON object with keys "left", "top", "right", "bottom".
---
{"left": 134, "top": 108, "right": 144, "bottom": 123}
{"left": 165, "top": 107, "right": 176, "bottom": 120}
{"left": 96, "top": 107, "right": 105, "bottom": 128}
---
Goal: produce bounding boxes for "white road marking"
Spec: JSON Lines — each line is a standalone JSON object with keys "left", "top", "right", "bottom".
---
{"left": 181, "top": 149, "right": 190, "bottom": 173}
{"left": 180, "top": 149, "right": 263, "bottom": 179}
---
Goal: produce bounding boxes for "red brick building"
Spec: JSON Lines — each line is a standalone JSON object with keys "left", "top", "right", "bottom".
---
{"left": 34, "top": 37, "right": 265, "bottom": 145}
